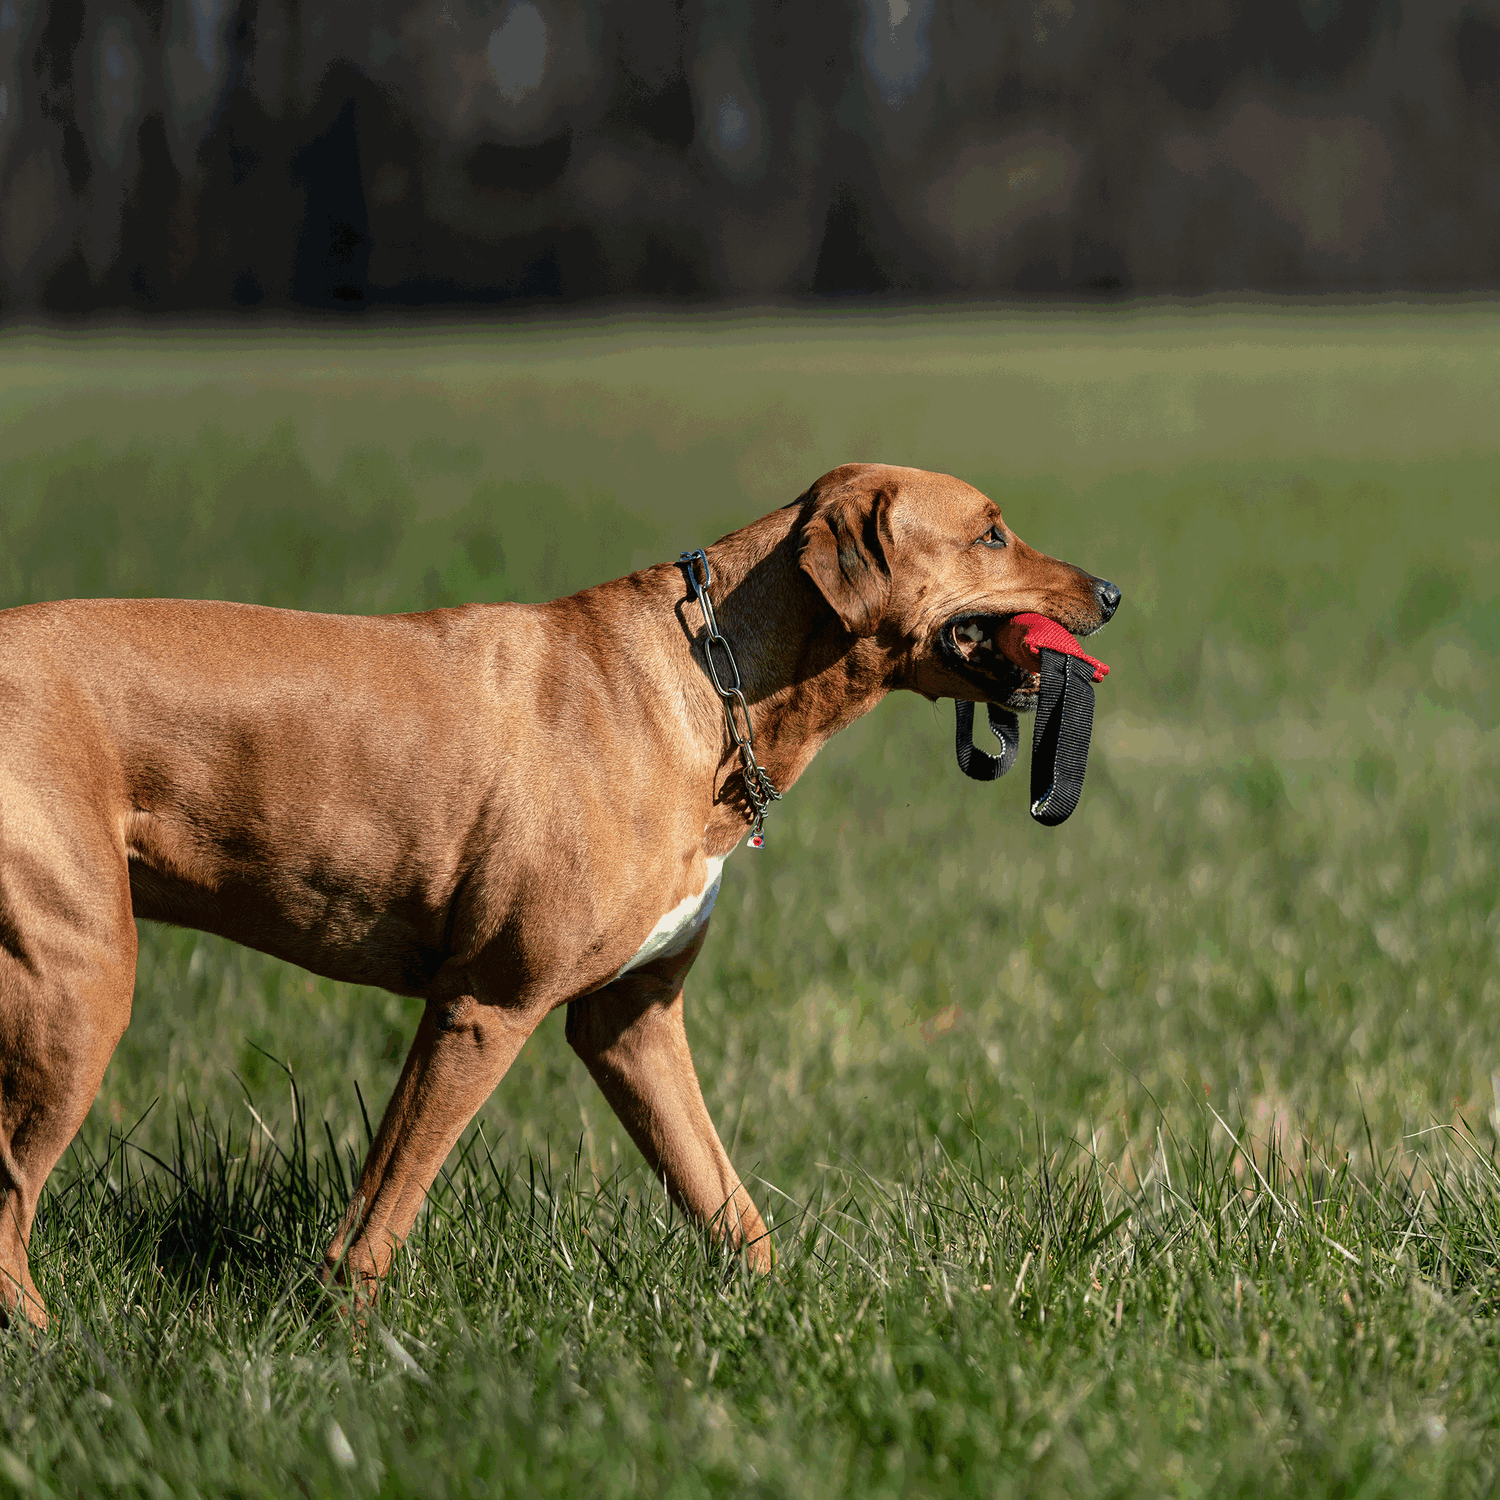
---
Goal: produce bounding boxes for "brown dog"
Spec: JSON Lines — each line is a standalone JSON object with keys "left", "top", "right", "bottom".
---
{"left": 0, "top": 463, "right": 1118, "bottom": 1327}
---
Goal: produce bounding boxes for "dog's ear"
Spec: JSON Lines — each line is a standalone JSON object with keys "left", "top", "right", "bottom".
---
{"left": 797, "top": 480, "right": 895, "bottom": 638}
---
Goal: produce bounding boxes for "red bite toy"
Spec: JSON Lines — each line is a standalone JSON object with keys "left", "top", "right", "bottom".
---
{"left": 1012, "top": 612, "right": 1110, "bottom": 683}
{"left": 954, "top": 609, "right": 1113, "bottom": 826}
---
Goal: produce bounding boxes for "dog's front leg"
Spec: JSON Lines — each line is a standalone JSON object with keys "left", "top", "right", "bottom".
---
{"left": 566, "top": 937, "right": 773, "bottom": 1271}
{"left": 324, "top": 990, "right": 541, "bottom": 1298}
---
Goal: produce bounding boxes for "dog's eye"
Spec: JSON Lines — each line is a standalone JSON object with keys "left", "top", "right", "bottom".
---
{"left": 979, "top": 525, "right": 1007, "bottom": 549}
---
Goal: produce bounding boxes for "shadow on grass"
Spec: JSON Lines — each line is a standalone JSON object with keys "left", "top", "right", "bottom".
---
{"left": 39, "top": 1079, "right": 346, "bottom": 1311}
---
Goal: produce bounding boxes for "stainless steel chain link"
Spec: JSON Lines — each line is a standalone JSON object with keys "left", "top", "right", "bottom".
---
{"left": 680, "top": 548, "right": 782, "bottom": 844}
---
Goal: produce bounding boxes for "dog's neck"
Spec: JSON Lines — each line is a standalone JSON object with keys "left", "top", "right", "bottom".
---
{"left": 693, "top": 506, "right": 893, "bottom": 812}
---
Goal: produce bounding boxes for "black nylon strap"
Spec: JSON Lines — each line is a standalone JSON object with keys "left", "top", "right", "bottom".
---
{"left": 1028, "top": 648, "right": 1096, "bottom": 826}
{"left": 954, "top": 700, "right": 1020, "bottom": 781}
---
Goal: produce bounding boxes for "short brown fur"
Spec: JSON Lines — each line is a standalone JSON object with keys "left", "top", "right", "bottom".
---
{"left": 0, "top": 465, "right": 1115, "bottom": 1327}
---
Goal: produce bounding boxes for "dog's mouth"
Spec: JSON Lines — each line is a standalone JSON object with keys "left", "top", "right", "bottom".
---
{"left": 940, "top": 614, "right": 1042, "bottom": 710}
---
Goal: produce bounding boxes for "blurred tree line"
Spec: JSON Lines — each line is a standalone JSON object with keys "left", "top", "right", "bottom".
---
{"left": 1, "top": 0, "right": 1498, "bottom": 312}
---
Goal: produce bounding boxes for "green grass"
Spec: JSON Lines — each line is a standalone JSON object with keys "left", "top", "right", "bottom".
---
{"left": 2, "top": 305, "right": 1499, "bottom": 1496}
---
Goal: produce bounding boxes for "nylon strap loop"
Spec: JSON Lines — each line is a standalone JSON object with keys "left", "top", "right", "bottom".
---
{"left": 1028, "top": 648, "right": 1097, "bottom": 826}
{"left": 954, "top": 700, "right": 1021, "bottom": 782}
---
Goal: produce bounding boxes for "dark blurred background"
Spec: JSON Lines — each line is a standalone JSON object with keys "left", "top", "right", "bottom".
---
{"left": 1, "top": 0, "right": 1498, "bottom": 312}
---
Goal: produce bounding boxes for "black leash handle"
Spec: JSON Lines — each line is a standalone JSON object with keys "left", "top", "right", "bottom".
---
{"left": 952, "top": 647, "right": 1098, "bottom": 825}
{"left": 1028, "top": 648, "right": 1097, "bottom": 826}
{"left": 954, "top": 700, "right": 1020, "bottom": 781}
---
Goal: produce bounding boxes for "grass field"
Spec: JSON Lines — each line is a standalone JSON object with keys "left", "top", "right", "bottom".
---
{"left": 1, "top": 304, "right": 1498, "bottom": 1496}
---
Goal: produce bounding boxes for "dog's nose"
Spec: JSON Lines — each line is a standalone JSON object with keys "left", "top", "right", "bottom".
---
{"left": 1095, "top": 580, "right": 1121, "bottom": 621}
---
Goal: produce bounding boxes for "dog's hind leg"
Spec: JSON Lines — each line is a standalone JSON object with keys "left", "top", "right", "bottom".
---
{"left": 0, "top": 876, "right": 136, "bottom": 1331}
{"left": 565, "top": 937, "right": 773, "bottom": 1271}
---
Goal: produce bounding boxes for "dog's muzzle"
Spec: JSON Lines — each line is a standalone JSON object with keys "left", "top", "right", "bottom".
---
{"left": 954, "top": 613, "right": 1110, "bottom": 827}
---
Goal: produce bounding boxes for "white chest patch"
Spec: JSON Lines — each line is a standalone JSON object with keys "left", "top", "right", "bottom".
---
{"left": 615, "top": 855, "right": 726, "bottom": 979}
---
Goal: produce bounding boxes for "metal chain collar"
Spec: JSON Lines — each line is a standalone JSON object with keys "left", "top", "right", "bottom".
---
{"left": 680, "top": 548, "right": 782, "bottom": 845}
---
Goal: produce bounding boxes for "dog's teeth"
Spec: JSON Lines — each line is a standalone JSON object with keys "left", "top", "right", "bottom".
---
{"left": 957, "top": 623, "right": 984, "bottom": 643}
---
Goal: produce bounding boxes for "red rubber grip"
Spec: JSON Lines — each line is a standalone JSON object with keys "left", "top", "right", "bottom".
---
{"left": 1012, "top": 612, "right": 1110, "bottom": 683}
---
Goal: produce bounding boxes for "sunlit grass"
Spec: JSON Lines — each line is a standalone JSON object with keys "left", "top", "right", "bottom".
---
{"left": 13, "top": 1080, "right": 1500, "bottom": 1496}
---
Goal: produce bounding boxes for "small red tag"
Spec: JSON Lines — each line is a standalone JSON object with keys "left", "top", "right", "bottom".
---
{"left": 749, "top": 832, "right": 765, "bottom": 849}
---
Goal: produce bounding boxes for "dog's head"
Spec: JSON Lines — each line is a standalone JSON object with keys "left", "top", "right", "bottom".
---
{"left": 797, "top": 463, "right": 1119, "bottom": 711}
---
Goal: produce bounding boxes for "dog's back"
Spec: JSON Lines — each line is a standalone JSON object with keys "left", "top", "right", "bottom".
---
{"left": 0, "top": 598, "right": 535, "bottom": 993}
